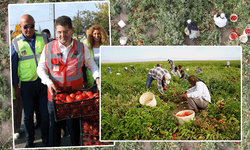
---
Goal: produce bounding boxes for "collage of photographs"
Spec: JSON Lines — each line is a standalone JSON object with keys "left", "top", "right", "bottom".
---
{"left": 0, "top": 0, "right": 248, "bottom": 150}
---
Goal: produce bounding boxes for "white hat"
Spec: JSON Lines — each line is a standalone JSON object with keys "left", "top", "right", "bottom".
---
{"left": 164, "top": 73, "right": 171, "bottom": 85}
{"left": 187, "top": 19, "right": 192, "bottom": 24}
{"left": 220, "top": 13, "right": 225, "bottom": 18}
{"left": 125, "top": 67, "right": 127, "bottom": 70}
{"left": 108, "top": 67, "right": 110, "bottom": 68}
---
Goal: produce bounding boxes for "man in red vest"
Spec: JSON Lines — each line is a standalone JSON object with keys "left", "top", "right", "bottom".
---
{"left": 37, "top": 16, "right": 100, "bottom": 146}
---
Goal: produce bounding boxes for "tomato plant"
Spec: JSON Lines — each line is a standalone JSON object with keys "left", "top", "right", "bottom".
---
{"left": 101, "top": 60, "right": 241, "bottom": 140}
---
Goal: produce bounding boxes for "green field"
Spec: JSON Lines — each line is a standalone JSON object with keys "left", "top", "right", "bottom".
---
{"left": 101, "top": 60, "right": 241, "bottom": 140}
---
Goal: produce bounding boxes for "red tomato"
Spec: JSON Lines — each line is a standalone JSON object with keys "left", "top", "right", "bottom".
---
{"left": 82, "top": 92, "right": 87, "bottom": 99}
{"left": 86, "top": 91, "right": 93, "bottom": 98}
{"left": 58, "top": 93, "right": 66, "bottom": 100}
{"left": 230, "top": 32, "right": 237, "bottom": 40}
{"left": 174, "top": 94, "right": 177, "bottom": 97}
{"left": 89, "top": 130, "right": 93, "bottom": 134}
{"left": 55, "top": 99, "right": 62, "bottom": 104}
{"left": 66, "top": 95, "right": 73, "bottom": 103}
{"left": 84, "top": 124, "right": 89, "bottom": 130}
{"left": 245, "top": 28, "right": 250, "bottom": 35}
{"left": 95, "top": 98, "right": 99, "bottom": 103}
{"left": 70, "top": 93, "right": 76, "bottom": 99}
{"left": 55, "top": 96, "right": 60, "bottom": 100}
{"left": 75, "top": 91, "right": 82, "bottom": 95}
{"left": 230, "top": 15, "right": 237, "bottom": 21}
{"left": 75, "top": 94, "right": 83, "bottom": 101}
{"left": 93, "top": 128, "right": 98, "bottom": 135}
{"left": 93, "top": 93, "right": 99, "bottom": 98}
{"left": 184, "top": 112, "right": 191, "bottom": 116}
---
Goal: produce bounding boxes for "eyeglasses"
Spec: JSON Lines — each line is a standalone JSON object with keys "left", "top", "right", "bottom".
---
{"left": 56, "top": 30, "right": 71, "bottom": 35}
{"left": 23, "top": 24, "right": 35, "bottom": 29}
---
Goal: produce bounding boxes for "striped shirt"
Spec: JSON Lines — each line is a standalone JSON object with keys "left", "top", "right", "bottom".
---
{"left": 148, "top": 67, "right": 169, "bottom": 96}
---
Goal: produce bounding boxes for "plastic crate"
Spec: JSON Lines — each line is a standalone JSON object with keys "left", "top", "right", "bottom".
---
{"left": 53, "top": 89, "right": 99, "bottom": 122}
{"left": 80, "top": 118, "right": 114, "bottom": 146}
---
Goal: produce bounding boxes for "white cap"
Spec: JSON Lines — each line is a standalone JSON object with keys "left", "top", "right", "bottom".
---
{"left": 164, "top": 73, "right": 171, "bottom": 85}
{"left": 125, "top": 67, "right": 127, "bottom": 70}
{"left": 187, "top": 19, "right": 192, "bottom": 24}
{"left": 108, "top": 67, "right": 110, "bottom": 69}
{"left": 220, "top": 13, "right": 225, "bottom": 18}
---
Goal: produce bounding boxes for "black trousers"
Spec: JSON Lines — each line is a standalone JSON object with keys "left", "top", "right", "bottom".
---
{"left": 47, "top": 101, "right": 80, "bottom": 146}
{"left": 21, "top": 78, "right": 49, "bottom": 144}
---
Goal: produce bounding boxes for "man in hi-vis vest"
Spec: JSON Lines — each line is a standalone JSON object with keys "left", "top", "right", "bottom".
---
{"left": 37, "top": 16, "right": 100, "bottom": 146}
{"left": 11, "top": 14, "right": 50, "bottom": 148}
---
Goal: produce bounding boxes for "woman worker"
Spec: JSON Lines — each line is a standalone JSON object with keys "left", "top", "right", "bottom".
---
{"left": 84, "top": 25, "right": 109, "bottom": 86}
{"left": 178, "top": 75, "right": 211, "bottom": 113}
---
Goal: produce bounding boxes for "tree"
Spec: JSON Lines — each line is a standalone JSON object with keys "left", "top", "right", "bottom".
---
{"left": 92, "top": 3, "right": 110, "bottom": 35}
{"left": 72, "top": 10, "right": 84, "bottom": 39}
{"left": 72, "top": 2, "right": 110, "bottom": 38}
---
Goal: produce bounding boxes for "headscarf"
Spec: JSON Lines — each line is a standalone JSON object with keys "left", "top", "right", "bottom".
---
{"left": 198, "top": 66, "right": 202, "bottom": 71}
{"left": 157, "top": 63, "right": 162, "bottom": 68}
{"left": 187, "top": 75, "right": 206, "bottom": 85}
{"left": 187, "top": 75, "right": 201, "bottom": 82}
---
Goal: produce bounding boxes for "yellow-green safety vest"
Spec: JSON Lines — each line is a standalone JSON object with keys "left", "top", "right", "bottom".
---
{"left": 82, "top": 39, "right": 97, "bottom": 87}
{"left": 12, "top": 31, "right": 48, "bottom": 81}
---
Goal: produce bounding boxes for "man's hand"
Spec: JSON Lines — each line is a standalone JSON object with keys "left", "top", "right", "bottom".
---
{"left": 96, "top": 77, "right": 100, "bottom": 91}
{"left": 14, "top": 85, "right": 21, "bottom": 100}
{"left": 49, "top": 83, "right": 57, "bottom": 96}
{"left": 178, "top": 94, "right": 187, "bottom": 99}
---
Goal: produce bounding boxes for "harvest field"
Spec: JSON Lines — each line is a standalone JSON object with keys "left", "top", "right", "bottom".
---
{"left": 101, "top": 60, "right": 241, "bottom": 140}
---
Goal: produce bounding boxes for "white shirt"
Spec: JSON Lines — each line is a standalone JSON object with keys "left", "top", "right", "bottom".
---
{"left": 37, "top": 39, "right": 100, "bottom": 87}
{"left": 171, "top": 70, "right": 181, "bottom": 77}
{"left": 214, "top": 14, "right": 227, "bottom": 28}
{"left": 186, "top": 81, "right": 211, "bottom": 103}
{"left": 226, "top": 61, "right": 230, "bottom": 66}
{"left": 93, "top": 47, "right": 99, "bottom": 67}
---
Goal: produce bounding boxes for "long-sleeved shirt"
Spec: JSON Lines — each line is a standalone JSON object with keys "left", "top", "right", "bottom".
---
{"left": 180, "top": 72, "right": 189, "bottom": 79}
{"left": 214, "top": 14, "right": 227, "bottom": 28}
{"left": 196, "top": 69, "right": 202, "bottom": 74}
{"left": 169, "top": 60, "right": 174, "bottom": 67}
{"left": 37, "top": 39, "right": 99, "bottom": 88}
{"left": 11, "top": 33, "right": 49, "bottom": 86}
{"left": 186, "top": 81, "right": 211, "bottom": 103}
{"left": 148, "top": 67, "right": 169, "bottom": 96}
{"left": 171, "top": 70, "right": 181, "bottom": 77}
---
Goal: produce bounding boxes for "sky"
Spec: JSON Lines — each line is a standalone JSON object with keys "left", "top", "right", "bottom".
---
{"left": 101, "top": 46, "right": 242, "bottom": 63}
{"left": 8, "top": 1, "right": 108, "bottom": 38}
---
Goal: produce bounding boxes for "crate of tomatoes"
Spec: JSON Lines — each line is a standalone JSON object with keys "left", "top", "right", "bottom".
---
{"left": 80, "top": 118, "right": 114, "bottom": 146}
{"left": 52, "top": 87, "right": 99, "bottom": 122}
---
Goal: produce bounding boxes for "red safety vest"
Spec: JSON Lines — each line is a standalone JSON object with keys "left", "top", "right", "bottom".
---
{"left": 45, "top": 39, "right": 85, "bottom": 101}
